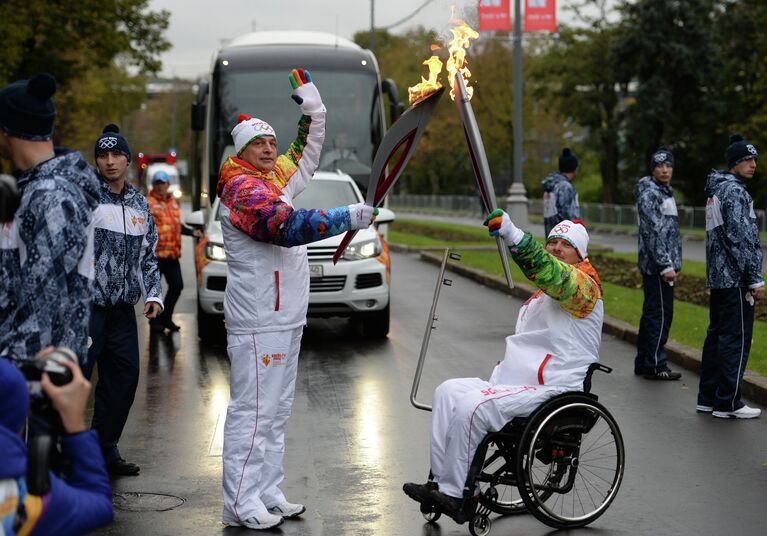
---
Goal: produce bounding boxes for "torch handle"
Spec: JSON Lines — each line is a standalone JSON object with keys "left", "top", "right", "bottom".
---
{"left": 496, "top": 237, "right": 515, "bottom": 289}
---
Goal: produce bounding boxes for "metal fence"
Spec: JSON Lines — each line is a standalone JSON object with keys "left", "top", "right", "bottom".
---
{"left": 389, "top": 194, "right": 767, "bottom": 231}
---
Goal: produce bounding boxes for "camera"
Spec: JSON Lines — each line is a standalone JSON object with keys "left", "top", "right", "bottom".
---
{"left": 19, "top": 347, "right": 76, "bottom": 397}
{"left": 0, "top": 173, "right": 20, "bottom": 224}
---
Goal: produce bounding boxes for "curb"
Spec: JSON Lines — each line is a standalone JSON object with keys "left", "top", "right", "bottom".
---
{"left": 391, "top": 244, "right": 767, "bottom": 408}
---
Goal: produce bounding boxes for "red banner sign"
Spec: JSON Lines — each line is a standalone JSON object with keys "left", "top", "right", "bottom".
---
{"left": 524, "top": 0, "right": 557, "bottom": 33}
{"left": 478, "top": 0, "right": 511, "bottom": 32}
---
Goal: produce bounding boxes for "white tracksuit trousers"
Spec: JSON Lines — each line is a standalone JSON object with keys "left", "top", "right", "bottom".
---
{"left": 430, "top": 377, "right": 566, "bottom": 498}
{"left": 222, "top": 328, "right": 302, "bottom": 522}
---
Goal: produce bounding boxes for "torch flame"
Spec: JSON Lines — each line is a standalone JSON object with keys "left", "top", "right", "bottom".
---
{"left": 445, "top": 14, "right": 479, "bottom": 101}
{"left": 406, "top": 9, "right": 479, "bottom": 105}
{"left": 407, "top": 55, "right": 444, "bottom": 106}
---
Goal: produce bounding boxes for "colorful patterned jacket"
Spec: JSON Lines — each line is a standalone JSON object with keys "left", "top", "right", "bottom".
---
{"left": 542, "top": 172, "right": 580, "bottom": 236}
{"left": 92, "top": 179, "right": 163, "bottom": 308}
{"left": 218, "top": 112, "right": 358, "bottom": 333}
{"left": 490, "top": 233, "right": 604, "bottom": 391}
{"left": 0, "top": 150, "right": 99, "bottom": 363}
{"left": 635, "top": 176, "right": 682, "bottom": 276}
{"left": 147, "top": 190, "right": 194, "bottom": 260}
{"left": 704, "top": 170, "right": 764, "bottom": 289}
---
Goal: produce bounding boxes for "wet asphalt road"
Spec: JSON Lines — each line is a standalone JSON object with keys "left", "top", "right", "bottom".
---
{"left": 91, "top": 238, "right": 767, "bottom": 536}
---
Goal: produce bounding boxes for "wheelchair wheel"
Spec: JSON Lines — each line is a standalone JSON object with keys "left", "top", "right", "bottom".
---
{"left": 469, "top": 513, "right": 492, "bottom": 536}
{"left": 477, "top": 438, "right": 527, "bottom": 515}
{"left": 420, "top": 502, "right": 441, "bottom": 522}
{"left": 516, "top": 394, "right": 624, "bottom": 529}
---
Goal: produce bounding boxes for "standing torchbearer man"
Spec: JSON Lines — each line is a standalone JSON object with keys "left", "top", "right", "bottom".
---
{"left": 698, "top": 134, "right": 762, "bottom": 419}
{"left": 542, "top": 147, "right": 580, "bottom": 236}
{"left": 218, "top": 68, "right": 376, "bottom": 530}
{"left": 634, "top": 147, "right": 683, "bottom": 380}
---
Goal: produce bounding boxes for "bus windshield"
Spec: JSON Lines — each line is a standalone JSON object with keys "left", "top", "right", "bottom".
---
{"left": 213, "top": 68, "right": 382, "bottom": 188}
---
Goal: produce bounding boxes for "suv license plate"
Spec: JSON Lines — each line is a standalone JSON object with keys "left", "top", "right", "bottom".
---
{"left": 309, "top": 264, "right": 323, "bottom": 279}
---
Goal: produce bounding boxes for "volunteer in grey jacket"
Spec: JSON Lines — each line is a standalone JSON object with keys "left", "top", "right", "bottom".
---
{"left": 0, "top": 73, "right": 99, "bottom": 364}
{"left": 542, "top": 147, "right": 580, "bottom": 236}
{"left": 83, "top": 124, "right": 163, "bottom": 474}
{"left": 699, "top": 134, "right": 763, "bottom": 419}
{"left": 634, "top": 147, "right": 683, "bottom": 380}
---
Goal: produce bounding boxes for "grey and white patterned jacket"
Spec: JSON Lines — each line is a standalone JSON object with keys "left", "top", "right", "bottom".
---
{"left": 704, "top": 170, "right": 764, "bottom": 289}
{"left": 542, "top": 172, "right": 580, "bottom": 236}
{"left": 0, "top": 150, "right": 99, "bottom": 362}
{"left": 92, "top": 179, "right": 163, "bottom": 309}
{"left": 635, "top": 176, "right": 682, "bottom": 276}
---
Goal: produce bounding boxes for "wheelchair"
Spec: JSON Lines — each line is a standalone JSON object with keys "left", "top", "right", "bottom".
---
{"left": 416, "top": 363, "right": 625, "bottom": 536}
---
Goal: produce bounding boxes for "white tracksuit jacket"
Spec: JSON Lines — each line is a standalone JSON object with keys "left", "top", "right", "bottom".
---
{"left": 431, "top": 234, "right": 604, "bottom": 498}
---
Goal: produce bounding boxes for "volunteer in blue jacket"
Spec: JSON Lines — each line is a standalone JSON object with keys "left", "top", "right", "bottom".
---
{"left": 0, "top": 356, "right": 113, "bottom": 535}
{"left": 699, "top": 135, "right": 763, "bottom": 419}
{"left": 83, "top": 124, "right": 164, "bottom": 474}
{"left": 542, "top": 147, "right": 580, "bottom": 236}
{"left": 0, "top": 73, "right": 99, "bottom": 365}
{"left": 634, "top": 147, "right": 683, "bottom": 380}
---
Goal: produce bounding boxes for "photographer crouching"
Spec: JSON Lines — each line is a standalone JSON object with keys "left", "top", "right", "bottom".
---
{"left": 0, "top": 351, "right": 113, "bottom": 535}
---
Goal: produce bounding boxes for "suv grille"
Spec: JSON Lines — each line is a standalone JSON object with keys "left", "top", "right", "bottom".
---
{"left": 307, "top": 247, "right": 337, "bottom": 261}
{"left": 310, "top": 275, "right": 346, "bottom": 292}
{"left": 355, "top": 273, "right": 383, "bottom": 289}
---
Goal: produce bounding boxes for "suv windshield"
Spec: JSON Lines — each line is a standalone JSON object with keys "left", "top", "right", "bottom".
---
{"left": 213, "top": 69, "right": 381, "bottom": 187}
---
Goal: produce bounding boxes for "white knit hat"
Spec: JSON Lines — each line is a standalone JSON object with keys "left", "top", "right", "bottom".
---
{"left": 547, "top": 220, "right": 589, "bottom": 259}
{"left": 231, "top": 114, "right": 276, "bottom": 155}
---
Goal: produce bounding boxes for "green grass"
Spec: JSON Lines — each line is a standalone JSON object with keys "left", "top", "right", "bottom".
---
{"left": 389, "top": 219, "right": 767, "bottom": 375}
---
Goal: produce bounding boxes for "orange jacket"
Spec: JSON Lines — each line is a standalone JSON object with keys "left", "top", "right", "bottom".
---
{"left": 148, "top": 190, "right": 183, "bottom": 259}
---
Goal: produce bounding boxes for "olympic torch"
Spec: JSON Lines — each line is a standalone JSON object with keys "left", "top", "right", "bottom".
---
{"left": 454, "top": 73, "right": 514, "bottom": 288}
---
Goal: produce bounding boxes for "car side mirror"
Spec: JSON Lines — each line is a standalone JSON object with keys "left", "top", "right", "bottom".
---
{"left": 185, "top": 210, "right": 205, "bottom": 227}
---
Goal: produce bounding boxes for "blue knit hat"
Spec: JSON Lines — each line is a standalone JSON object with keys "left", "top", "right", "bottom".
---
{"left": 650, "top": 146, "right": 674, "bottom": 170}
{"left": 725, "top": 134, "right": 758, "bottom": 169}
{"left": 95, "top": 123, "right": 131, "bottom": 162}
{"left": 0, "top": 73, "right": 57, "bottom": 140}
{"left": 558, "top": 148, "right": 578, "bottom": 173}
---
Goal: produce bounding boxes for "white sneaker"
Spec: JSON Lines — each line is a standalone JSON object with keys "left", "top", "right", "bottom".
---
{"left": 696, "top": 404, "right": 713, "bottom": 413}
{"left": 712, "top": 405, "right": 762, "bottom": 419}
{"left": 223, "top": 512, "right": 284, "bottom": 530}
{"left": 267, "top": 501, "right": 306, "bottom": 519}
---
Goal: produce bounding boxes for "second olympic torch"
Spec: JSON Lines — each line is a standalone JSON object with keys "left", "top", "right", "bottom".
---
{"left": 454, "top": 74, "right": 514, "bottom": 288}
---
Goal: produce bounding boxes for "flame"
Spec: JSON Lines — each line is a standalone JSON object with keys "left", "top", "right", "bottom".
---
{"left": 406, "top": 9, "right": 479, "bottom": 105}
{"left": 445, "top": 13, "right": 479, "bottom": 100}
{"left": 407, "top": 55, "right": 444, "bottom": 105}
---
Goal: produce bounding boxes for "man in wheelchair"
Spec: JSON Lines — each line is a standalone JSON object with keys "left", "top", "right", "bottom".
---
{"left": 404, "top": 211, "right": 604, "bottom": 520}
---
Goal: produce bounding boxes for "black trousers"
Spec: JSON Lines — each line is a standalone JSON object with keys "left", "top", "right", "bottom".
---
{"left": 635, "top": 274, "right": 674, "bottom": 375}
{"left": 699, "top": 288, "right": 754, "bottom": 412}
{"left": 83, "top": 305, "right": 139, "bottom": 463}
{"left": 158, "top": 258, "right": 183, "bottom": 323}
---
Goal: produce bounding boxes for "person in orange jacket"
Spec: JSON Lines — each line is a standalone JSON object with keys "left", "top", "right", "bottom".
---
{"left": 147, "top": 171, "right": 202, "bottom": 331}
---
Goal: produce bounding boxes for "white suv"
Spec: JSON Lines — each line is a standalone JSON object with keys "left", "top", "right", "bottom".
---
{"left": 186, "top": 172, "right": 395, "bottom": 341}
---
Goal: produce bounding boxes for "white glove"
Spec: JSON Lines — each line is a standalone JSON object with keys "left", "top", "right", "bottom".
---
{"left": 348, "top": 203, "right": 377, "bottom": 230}
{"left": 289, "top": 68, "right": 326, "bottom": 115}
{"left": 485, "top": 209, "right": 524, "bottom": 246}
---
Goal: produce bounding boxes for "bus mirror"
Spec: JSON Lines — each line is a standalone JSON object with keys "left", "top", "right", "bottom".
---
{"left": 381, "top": 79, "right": 404, "bottom": 125}
{"left": 191, "top": 103, "right": 206, "bottom": 131}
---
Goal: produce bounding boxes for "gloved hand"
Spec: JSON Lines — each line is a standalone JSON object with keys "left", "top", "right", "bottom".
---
{"left": 484, "top": 208, "right": 524, "bottom": 245}
{"left": 289, "top": 67, "right": 326, "bottom": 115}
{"left": 348, "top": 203, "right": 379, "bottom": 230}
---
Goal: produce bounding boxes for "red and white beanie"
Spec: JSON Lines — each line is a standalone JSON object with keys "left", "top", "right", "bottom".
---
{"left": 231, "top": 114, "right": 276, "bottom": 156}
{"left": 547, "top": 220, "right": 589, "bottom": 259}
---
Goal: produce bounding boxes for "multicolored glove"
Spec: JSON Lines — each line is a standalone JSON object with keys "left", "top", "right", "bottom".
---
{"left": 289, "top": 67, "right": 325, "bottom": 115}
{"left": 484, "top": 208, "right": 524, "bottom": 245}
{"left": 348, "top": 203, "right": 379, "bottom": 230}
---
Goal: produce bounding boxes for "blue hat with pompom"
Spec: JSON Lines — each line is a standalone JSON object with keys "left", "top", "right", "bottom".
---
{"left": 0, "top": 73, "right": 57, "bottom": 140}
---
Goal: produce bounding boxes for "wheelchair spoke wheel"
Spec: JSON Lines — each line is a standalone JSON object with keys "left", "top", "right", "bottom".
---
{"left": 516, "top": 396, "right": 624, "bottom": 529}
{"left": 469, "top": 514, "right": 492, "bottom": 536}
{"left": 478, "top": 439, "right": 526, "bottom": 515}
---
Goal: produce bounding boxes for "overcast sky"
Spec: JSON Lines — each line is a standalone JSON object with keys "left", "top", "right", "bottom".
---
{"left": 149, "top": 0, "right": 573, "bottom": 79}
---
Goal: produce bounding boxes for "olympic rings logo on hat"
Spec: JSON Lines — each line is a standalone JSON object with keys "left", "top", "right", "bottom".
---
{"left": 98, "top": 137, "right": 118, "bottom": 149}
{"left": 654, "top": 153, "right": 667, "bottom": 162}
{"left": 747, "top": 144, "right": 758, "bottom": 155}
{"left": 552, "top": 223, "right": 571, "bottom": 234}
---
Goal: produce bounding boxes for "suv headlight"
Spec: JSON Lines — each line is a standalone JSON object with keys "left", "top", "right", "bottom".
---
{"left": 205, "top": 242, "right": 227, "bottom": 261}
{"left": 343, "top": 237, "right": 382, "bottom": 261}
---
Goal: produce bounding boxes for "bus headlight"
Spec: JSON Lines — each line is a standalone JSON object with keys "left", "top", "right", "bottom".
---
{"left": 205, "top": 242, "right": 227, "bottom": 261}
{"left": 343, "top": 237, "right": 381, "bottom": 260}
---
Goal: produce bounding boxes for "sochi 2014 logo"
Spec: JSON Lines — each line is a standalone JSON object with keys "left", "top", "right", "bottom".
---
{"left": 552, "top": 223, "right": 570, "bottom": 234}
{"left": 98, "top": 137, "right": 118, "bottom": 149}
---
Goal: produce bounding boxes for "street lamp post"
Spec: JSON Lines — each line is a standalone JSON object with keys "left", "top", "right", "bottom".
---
{"left": 506, "top": 0, "right": 529, "bottom": 226}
